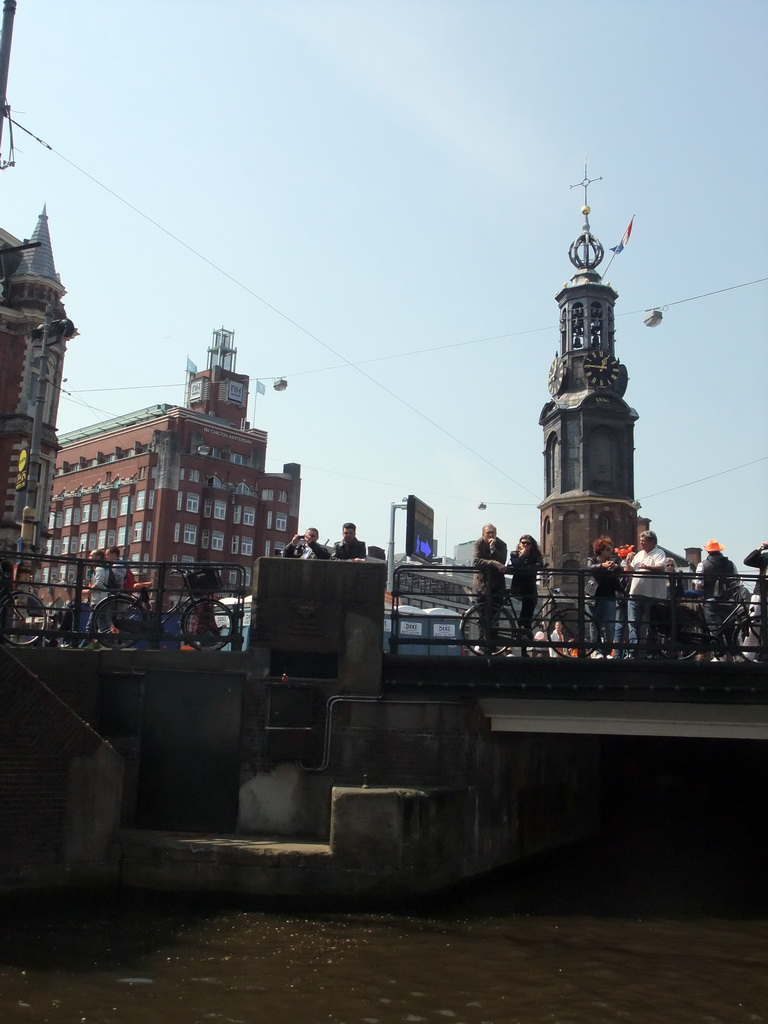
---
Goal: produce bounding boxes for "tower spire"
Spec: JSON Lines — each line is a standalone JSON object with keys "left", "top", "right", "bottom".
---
{"left": 14, "top": 206, "right": 59, "bottom": 283}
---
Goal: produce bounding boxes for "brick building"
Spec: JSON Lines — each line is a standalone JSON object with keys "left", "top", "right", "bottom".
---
{"left": 0, "top": 208, "right": 72, "bottom": 550}
{"left": 45, "top": 328, "right": 300, "bottom": 589}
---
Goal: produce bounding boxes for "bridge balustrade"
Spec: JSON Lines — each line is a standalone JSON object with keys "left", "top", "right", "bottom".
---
{"left": 389, "top": 563, "right": 767, "bottom": 663}
{"left": 0, "top": 550, "right": 247, "bottom": 650}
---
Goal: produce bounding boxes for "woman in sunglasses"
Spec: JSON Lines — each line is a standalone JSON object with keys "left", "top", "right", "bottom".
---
{"left": 506, "top": 535, "right": 544, "bottom": 650}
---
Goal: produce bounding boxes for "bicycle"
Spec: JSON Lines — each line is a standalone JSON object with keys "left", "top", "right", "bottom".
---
{"left": 649, "top": 592, "right": 765, "bottom": 663}
{"left": 0, "top": 584, "right": 47, "bottom": 646}
{"left": 89, "top": 565, "right": 238, "bottom": 651}
{"left": 461, "top": 580, "right": 598, "bottom": 658}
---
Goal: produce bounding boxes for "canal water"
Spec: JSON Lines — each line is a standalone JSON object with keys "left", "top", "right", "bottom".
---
{"left": 2, "top": 738, "right": 767, "bottom": 1024}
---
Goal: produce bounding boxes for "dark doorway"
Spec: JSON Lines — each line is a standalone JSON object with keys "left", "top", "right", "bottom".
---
{"left": 137, "top": 669, "right": 242, "bottom": 831}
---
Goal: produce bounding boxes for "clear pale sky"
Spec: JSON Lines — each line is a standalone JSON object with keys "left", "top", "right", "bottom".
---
{"left": 3, "top": 0, "right": 766, "bottom": 568}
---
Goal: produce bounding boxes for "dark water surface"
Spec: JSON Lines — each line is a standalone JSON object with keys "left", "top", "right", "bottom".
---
{"left": 2, "top": 738, "right": 767, "bottom": 1024}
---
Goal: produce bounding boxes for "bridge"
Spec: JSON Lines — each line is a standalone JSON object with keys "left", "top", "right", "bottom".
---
{"left": 3, "top": 555, "right": 767, "bottom": 899}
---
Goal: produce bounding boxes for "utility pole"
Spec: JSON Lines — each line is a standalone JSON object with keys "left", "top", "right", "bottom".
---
{"left": 0, "top": 0, "right": 17, "bottom": 168}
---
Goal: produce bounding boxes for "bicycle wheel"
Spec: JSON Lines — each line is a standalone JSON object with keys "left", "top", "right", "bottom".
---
{"left": 461, "top": 604, "right": 519, "bottom": 656}
{"left": 1, "top": 591, "right": 47, "bottom": 646}
{"left": 90, "top": 593, "right": 144, "bottom": 649}
{"left": 546, "top": 606, "right": 597, "bottom": 658}
{"left": 180, "top": 598, "right": 235, "bottom": 650}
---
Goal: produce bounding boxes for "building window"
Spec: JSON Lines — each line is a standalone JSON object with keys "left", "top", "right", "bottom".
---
{"left": 264, "top": 540, "right": 271, "bottom": 556}
{"left": 211, "top": 530, "right": 225, "bottom": 551}
{"left": 173, "top": 523, "right": 180, "bottom": 542}
{"left": 120, "top": 496, "right": 130, "bottom": 516}
{"left": 183, "top": 524, "right": 197, "bottom": 545}
{"left": 244, "top": 568, "right": 251, "bottom": 586}
{"left": 79, "top": 535, "right": 88, "bottom": 552}
{"left": 266, "top": 511, "right": 273, "bottom": 529}
{"left": 213, "top": 499, "right": 227, "bottom": 520}
{"left": 107, "top": 529, "right": 116, "bottom": 547}
{"left": 64, "top": 507, "right": 73, "bottom": 526}
{"left": 101, "top": 499, "right": 110, "bottom": 519}
{"left": 145, "top": 521, "right": 152, "bottom": 541}
{"left": 48, "top": 511, "right": 56, "bottom": 530}
{"left": 133, "top": 522, "right": 143, "bottom": 542}
{"left": 148, "top": 490, "right": 154, "bottom": 509}
{"left": 52, "top": 539, "right": 61, "bottom": 556}
{"left": 189, "top": 469, "right": 200, "bottom": 483}
{"left": 275, "top": 513, "right": 287, "bottom": 532}
{"left": 233, "top": 505, "right": 241, "bottom": 524}
{"left": 181, "top": 554, "right": 195, "bottom": 564}
{"left": 110, "top": 500, "right": 118, "bottom": 518}
{"left": 186, "top": 492, "right": 199, "bottom": 513}
{"left": 278, "top": 490, "right": 288, "bottom": 503}
{"left": 242, "top": 506, "right": 255, "bottom": 526}
{"left": 73, "top": 507, "right": 81, "bottom": 526}
{"left": 261, "top": 489, "right": 274, "bottom": 501}
{"left": 274, "top": 541, "right": 285, "bottom": 553}
{"left": 202, "top": 529, "right": 210, "bottom": 549}
{"left": 229, "top": 570, "right": 239, "bottom": 585}
{"left": 89, "top": 533, "right": 97, "bottom": 549}
{"left": 117, "top": 526, "right": 126, "bottom": 546}
{"left": 231, "top": 536, "right": 239, "bottom": 554}
{"left": 241, "top": 537, "right": 253, "bottom": 556}
{"left": 135, "top": 490, "right": 146, "bottom": 510}
{"left": 55, "top": 511, "right": 63, "bottom": 528}
{"left": 204, "top": 499, "right": 212, "bottom": 517}
{"left": 61, "top": 537, "right": 70, "bottom": 555}
{"left": 177, "top": 491, "right": 183, "bottom": 510}
{"left": 82, "top": 503, "right": 91, "bottom": 522}
{"left": 98, "top": 530, "right": 107, "bottom": 547}
{"left": 230, "top": 452, "right": 246, "bottom": 465}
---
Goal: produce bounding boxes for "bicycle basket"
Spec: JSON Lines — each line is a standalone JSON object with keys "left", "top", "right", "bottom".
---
{"left": 187, "top": 567, "right": 222, "bottom": 594}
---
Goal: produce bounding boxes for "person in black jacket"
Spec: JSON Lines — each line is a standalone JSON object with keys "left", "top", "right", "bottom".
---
{"left": 282, "top": 528, "right": 331, "bottom": 560}
{"left": 506, "top": 534, "right": 543, "bottom": 637}
{"left": 585, "top": 537, "right": 623, "bottom": 657}
{"left": 332, "top": 523, "right": 367, "bottom": 561}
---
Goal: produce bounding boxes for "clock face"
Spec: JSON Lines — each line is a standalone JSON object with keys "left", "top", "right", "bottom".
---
{"left": 547, "top": 356, "right": 566, "bottom": 396}
{"left": 584, "top": 351, "right": 621, "bottom": 388}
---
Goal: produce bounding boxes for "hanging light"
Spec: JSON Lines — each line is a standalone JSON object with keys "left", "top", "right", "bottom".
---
{"left": 273, "top": 378, "right": 288, "bottom": 392}
{"left": 643, "top": 309, "right": 663, "bottom": 328}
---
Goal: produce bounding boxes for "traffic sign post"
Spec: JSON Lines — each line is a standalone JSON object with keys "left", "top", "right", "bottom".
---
{"left": 405, "top": 495, "right": 435, "bottom": 564}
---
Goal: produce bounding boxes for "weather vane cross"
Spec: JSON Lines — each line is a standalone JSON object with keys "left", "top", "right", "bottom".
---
{"left": 570, "top": 157, "right": 602, "bottom": 207}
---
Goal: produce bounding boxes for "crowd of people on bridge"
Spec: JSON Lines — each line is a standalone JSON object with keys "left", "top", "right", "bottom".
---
{"left": 471, "top": 523, "right": 766, "bottom": 661}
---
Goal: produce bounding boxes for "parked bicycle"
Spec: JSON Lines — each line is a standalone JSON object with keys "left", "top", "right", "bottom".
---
{"left": 649, "top": 592, "right": 765, "bottom": 663}
{"left": 0, "top": 559, "right": 48, "bottom": 646}
{"left": 89, "top": 565, "right": 239, "bottom": 651}
{"left": 461, "top": 579, "right": 597, "bottom": 657}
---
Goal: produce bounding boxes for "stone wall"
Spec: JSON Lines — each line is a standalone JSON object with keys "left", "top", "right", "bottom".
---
{"left": 0, "top": 647, "right": 123, "bottom": 888}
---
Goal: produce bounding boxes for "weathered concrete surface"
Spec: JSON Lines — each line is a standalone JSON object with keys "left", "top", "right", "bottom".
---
{"left": 0, "top": 647, "right": 124, "bottom": 890}
{"left": 251, "top": 558, "right": 385, "bottom": 693}
{"left": 120, "top": 786, "right": 474, "bottom": 897}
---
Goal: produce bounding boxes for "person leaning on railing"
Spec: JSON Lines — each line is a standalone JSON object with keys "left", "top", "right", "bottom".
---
{"left": 626, "top": 531, "right": 667, "bottom": 658}
{"left": 585, "top": 537, "right": 623, "bottom": 658}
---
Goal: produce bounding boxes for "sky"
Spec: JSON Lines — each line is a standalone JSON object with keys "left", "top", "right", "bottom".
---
{"left": 2, "top": 0, "right": 766, "bottom": 570}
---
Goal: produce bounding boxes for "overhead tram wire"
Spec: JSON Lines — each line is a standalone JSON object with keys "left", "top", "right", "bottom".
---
{"left": 15, "top": 118, "right": 767, "bottom": 503}
{"left": 65, "top": 267, "right": 768, "bottom": 396}
{"left": 14, "top": 117, "right": 538, "bottom": 499}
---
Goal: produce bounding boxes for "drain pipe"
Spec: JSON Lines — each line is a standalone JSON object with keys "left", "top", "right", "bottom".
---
{"left": 298, "top": 694, "right": 465, "bottom": 773}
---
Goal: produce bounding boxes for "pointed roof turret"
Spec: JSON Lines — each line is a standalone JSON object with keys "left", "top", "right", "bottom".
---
{"left": 14, "top": 205, "right": 60, "bottom": 284}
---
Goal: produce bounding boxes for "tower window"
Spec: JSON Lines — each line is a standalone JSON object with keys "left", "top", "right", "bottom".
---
{"left": 571, "top": 303, "right": 584, "bottom": 349}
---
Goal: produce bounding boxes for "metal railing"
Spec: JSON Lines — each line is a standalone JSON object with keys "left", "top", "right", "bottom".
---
{"left": 389, "top": 563, "right": 767, "bottom": 662}
{"left": 0, "top": 550, "right": 248, "bottom": 650}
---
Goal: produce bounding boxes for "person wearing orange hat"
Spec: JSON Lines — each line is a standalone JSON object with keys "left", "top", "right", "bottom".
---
{"left": 695, "top": 540, "right": 738, "bottom": 640}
